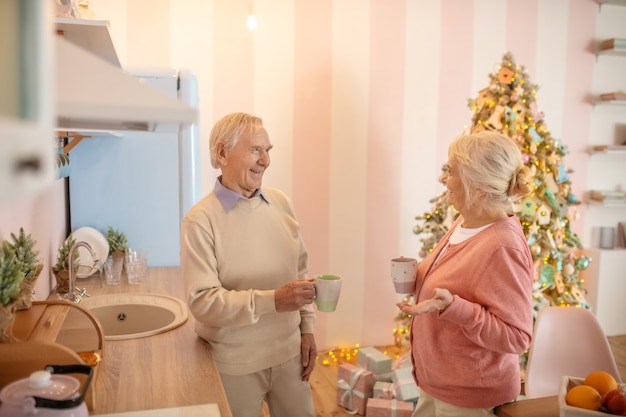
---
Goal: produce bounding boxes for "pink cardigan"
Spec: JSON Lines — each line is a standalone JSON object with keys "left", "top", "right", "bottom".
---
{"left": 410, "top": 215, "right": 533, "bottom": 408}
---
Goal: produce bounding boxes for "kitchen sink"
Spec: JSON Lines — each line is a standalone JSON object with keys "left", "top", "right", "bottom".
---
{"left": 80, "top": 293, "right": 188, "bottom": 341}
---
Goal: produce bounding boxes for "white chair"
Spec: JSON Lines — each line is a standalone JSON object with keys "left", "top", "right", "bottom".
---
{"left": 524, "top": 306, "right": 622, "bottom": 398}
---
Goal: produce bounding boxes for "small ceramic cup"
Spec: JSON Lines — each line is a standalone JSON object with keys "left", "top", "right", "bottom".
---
{"left": 314, "top": 274, "right": 342, "bottom": 312}
{"left": 390, "top": 257, "right": 418, "bottom": 294}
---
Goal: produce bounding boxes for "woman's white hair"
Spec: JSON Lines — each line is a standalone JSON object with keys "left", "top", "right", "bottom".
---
{"left": 448, "top": 131, "right": 532, "bottom": 212}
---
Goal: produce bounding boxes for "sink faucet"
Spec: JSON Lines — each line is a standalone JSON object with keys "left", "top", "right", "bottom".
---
{"left": 67, "top": 241, "right": 98, "bottom": 303}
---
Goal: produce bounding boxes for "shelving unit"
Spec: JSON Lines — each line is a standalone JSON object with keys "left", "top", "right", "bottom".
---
{"left": 580, "top": 248, "right": 626, "bottom": 336}
{"left": 585, "top": 1, "right": 626, "bottom": 336}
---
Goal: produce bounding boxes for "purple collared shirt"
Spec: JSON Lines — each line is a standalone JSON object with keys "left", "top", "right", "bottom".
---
{"left": 214, "top": 176, "right": 269, "bottom": 212}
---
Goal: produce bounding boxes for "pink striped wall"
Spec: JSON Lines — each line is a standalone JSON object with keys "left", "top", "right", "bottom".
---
{"left": 5, "top": 0, "right": 603, "bottom": 351}
{"left": 562, "top": 0, "right": 597, "bottom": 236}
{"left": 506, "top": 0, "right": 538, "bottom": 77}
{"left": 212, "top": 0, "right": 255, "bottom": 117}
{"left": 293, "top": 0, "right": 333, "bottom": 343}
{"left": 436, "top": 0, "right": 475, "bottom": 164}
{"left": 363, "top": 0, "right": 407, "bottom": 349}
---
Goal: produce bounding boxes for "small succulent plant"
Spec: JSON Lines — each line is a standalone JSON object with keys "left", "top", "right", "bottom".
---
{"left": 0, "top": 240, "right": 25, "bottom": 307}
{"left": 52, "top": 234, "right": 80, "bottom": 274}
{"left": 7, "top": 228, "right": 43, "bottom": 282}
{"left": 107, "top": 226, "right": 128, "bottom": 255}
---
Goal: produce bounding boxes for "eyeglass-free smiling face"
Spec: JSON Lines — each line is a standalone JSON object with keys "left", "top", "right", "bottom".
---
{"left": 217, "top": 126, "right": 273, "bottom": 198}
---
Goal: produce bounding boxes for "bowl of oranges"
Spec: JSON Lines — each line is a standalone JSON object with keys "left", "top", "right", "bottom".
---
{"left": 559, "top": 371, "right": 626, "bottom": 416}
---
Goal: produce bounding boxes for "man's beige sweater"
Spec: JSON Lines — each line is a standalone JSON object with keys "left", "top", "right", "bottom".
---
{"left": 180, "top": 186, "right": 315, "bottom": 375}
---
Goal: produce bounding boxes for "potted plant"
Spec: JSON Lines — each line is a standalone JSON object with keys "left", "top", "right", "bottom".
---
{"left": 7, "top": 228, "right": 44, "bottom": 310}
{"left": 52, "top": 234, "right": 79, "bottom": 295}
{"left": 0, "top": 240, "right": 25, "bottom": 342}
{"left": 106, "top": 226, "right": 128, "bottom": 260}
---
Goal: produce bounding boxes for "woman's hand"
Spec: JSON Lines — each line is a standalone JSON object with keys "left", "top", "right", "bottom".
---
{"left": 396, "top": 288, "right": 453, "bottom": 315}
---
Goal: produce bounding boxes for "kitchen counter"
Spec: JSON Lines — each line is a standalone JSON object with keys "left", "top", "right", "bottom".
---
{"left": 495, "top": 396, "right": 559, "bottom": 417}
{"left": 55, "top": 267, "right": 233, "bottom": 417}
{"left": 95, "top": 403, "right": 221, "bottom": 417}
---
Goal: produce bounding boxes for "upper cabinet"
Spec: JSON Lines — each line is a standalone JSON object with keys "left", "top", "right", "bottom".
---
{"left": 53, "top": 18, "right": 197, "bottom": 132}
{"left": 0, "top": 0, "right": 55, "bottom": 203}
{"left": 1, "top": 4, "right": 199, "bottom": 202}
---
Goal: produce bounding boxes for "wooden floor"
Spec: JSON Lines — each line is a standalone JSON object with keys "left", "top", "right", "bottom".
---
{"left": 260, "top": 335, "right": 626, "bottom": 417}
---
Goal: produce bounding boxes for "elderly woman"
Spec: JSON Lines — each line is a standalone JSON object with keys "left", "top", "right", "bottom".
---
{"left": 397, "top": 131, "right": 534, "bottom": 417}
{"left": 181, "top": 112, "right": 316, "bottom": 417}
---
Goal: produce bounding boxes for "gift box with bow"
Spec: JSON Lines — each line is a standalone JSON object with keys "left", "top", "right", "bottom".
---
{"left": 336, "top": 363, "right": 374, "bottom": 415}
{"left": 374, "top": 381, "right": 396, "bottom": 399}
{"left": 366, "top": 398, "right": 414, "bottom": 417}
{"left": 391, "top": 367, "right": 419, "bottom": 402}
{"left": 357, "top": 347, "right": 393, "bottom": 380}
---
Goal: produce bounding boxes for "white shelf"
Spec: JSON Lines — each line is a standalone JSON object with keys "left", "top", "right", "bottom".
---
{"left": 593, "top": 98, "right": 626, "bottom": 106}
{"left": 596, "top": 48, "right": 626, "bottom": 57}
{"left": 595, "top": 0, "right": 626, "bottom": 6}
{"left": 586, "top": 200, "right": 626, "bottom": 207}
{"left": 587, "top": 146, "right": 626, "bottom": 155}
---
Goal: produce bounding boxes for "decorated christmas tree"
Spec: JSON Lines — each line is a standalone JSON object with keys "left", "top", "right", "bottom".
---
{"left": 397, "top": 51, "right": 592, "bottom": 347}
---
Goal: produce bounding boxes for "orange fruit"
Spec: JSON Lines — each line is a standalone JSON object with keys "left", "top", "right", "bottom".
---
{"left": 566, "top": 385, "right": 603, "bottom": 411}
{"left": 584, "top": 371, "right": 619, "bottom": 396}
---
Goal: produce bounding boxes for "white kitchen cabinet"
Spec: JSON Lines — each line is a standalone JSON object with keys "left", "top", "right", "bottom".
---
{"left": 580, "top": 248, "right": 626, "bottom": 336}
{"left": 0, "top": 1, "right": 55, "bottom": 202}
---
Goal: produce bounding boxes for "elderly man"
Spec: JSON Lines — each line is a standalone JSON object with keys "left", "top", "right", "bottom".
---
{"left": 180, "top": 112, "right": 316, "bottom": 417}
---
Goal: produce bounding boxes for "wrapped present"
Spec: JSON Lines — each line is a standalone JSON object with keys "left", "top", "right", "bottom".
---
{"left": 336, "top": 363, "right": 374, "bottom": 415}
{"left": 357, "top": 347, "right": 392, "bottom": 380}
{"left": 392, "top": 353, "right": 412, "bottom": 370}
{"left": 374, "top": 381, "right": 396, "bottom": 399}
{"left": 392, "top": 367, "right": 419, "bottom": 402}
{"left": 366, "top": 398, "right": 414, "bottom": 417}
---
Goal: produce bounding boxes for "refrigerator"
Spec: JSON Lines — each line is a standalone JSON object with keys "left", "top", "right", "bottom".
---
{"left": 68, "top": 68, "right": 200, "bottom": 266}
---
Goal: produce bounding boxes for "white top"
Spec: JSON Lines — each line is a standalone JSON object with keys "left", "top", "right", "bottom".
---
{"left": 434, "top": 222, "right": 494, "bottom": 264}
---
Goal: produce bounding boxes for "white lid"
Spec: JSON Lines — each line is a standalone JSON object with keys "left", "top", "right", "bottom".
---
{"left": 0, "top": 370, "right": 80, "bottom": 406}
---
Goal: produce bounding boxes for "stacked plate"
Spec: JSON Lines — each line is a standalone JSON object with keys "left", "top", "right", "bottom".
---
{"left": 69, "top": 227, "right": 109, "bottom": 278}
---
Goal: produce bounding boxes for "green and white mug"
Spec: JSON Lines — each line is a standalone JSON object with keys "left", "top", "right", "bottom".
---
{"left": 314, "top": 274, "right": 342, "bottom": 312}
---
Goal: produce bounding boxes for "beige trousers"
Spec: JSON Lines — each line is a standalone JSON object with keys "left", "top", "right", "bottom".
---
{"left": 412, "top": 389, "right": 497, "bottom": 417}
{"left": 219, "top": 355, "right": 314, "bottom": 417}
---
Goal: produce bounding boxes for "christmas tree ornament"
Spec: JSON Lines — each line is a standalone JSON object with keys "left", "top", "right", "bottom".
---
{"left": 537, "top": 204, "right": 552, "bottom": 225}
{"left": 574, "top": 256, "right": 591, "bottom": 271}
{"left": 498, "top": 67, "right": 514, "bottom": 84}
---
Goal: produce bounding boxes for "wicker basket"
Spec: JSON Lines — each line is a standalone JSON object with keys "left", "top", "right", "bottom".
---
{"left": 0, "top": 302, "right": 17, "bottom": 343}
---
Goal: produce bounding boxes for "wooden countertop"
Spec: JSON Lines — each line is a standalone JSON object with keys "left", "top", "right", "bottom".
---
{"left": 495, "top": 396, "right": 559, "bottom": 417}
{"left": 72, "top": 267, "right": 232, "bottom": 416}
{"left": 9, "top": 267, "right": 231, "bottom": 417}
